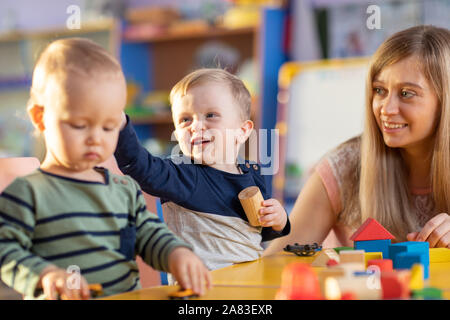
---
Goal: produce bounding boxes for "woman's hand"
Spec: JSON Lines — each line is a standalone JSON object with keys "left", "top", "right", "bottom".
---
{"left": 407, "top": 213, "right": 450, "bottom": 248}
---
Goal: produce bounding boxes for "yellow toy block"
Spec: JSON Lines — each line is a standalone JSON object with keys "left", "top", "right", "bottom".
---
{"left": 409, "top": 263, "right": 424, "bottom": 291}
{"left": 364, "top": 252, "right": 383, "bottom": 268}
{"left": 429, "top": 248, "right": 450, "bottom": 263}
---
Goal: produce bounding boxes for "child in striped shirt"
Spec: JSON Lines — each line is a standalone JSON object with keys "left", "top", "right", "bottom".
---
{"left": 0, "top": 38, "right": 210, "bottom": 299}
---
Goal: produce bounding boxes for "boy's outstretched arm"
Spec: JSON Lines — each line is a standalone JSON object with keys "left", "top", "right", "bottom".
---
{"left": 114, "top": 113, "right": 196, "bottom": 202}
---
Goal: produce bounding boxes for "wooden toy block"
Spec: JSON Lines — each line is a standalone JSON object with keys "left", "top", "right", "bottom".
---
{"left": 394, "top": 252, "right": 429, "bottom": 279}
{"left": 323, "top": 277, "right": 341, "bottom": 300}
{"left": 339, "top": 262, "right": 366, "bottom": 274}
{"left": 355, "top": 239, "right": 391, "bottom": 259}
{"left": 333, "top": 246, "right": 353, "bottom": 254}
{"left": 350, "top": 218, "right": 395, "bottom": 241}
{"left": 276, "top": 263, "right": 322, "bottom": 300}
{"left": 311, "top": 248, "right": 340, "bottom": 267}
{"left": 409, "top": 264, "right": 424, "bottom": 291}
{"left": 364, "top": 252, "right": 383, "bottom": 268}
{"left": 336, "top": 276, "right": 382, "bottom": 300}
{"left": 238, "top": 186, "right": 263, "bottom": 226}
{"left": 429, "top": 247, "right": 450, "bottom": 263}
{"left": 380, "top": 271, "right": 410, "bottom": 299}
{"left": 318, "top": 268, "right": 346, "bottom": 296}
{"left": 389, "top": 241, "right": 429, "bottom": 264}
{"left": 339, "top": 250, "right": 365, "bottom": 265}
{"left": 367, "top": 259, "right": 393, "bottom": 273}
{"left": 411, "top": 287, "right": 442, "bottom": 300}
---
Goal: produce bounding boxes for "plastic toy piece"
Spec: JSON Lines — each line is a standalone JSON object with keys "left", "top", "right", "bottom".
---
{"left": 238, "top": 186, "right": 264, "bottom": 226}
{"left": 429, "top": 247, "right": 450, "bottom": 263}
{"left": 169, "top": 288, "right": 199, "bottom": 300}
{"left": 367, "top": 259, "right": 393, "bottom": 273}
{"left": 284, "top": 243, "right": 322, "bottom": 257}
{"left": 311, "top": 248, "right": 340, "bottom": 267}
{"left": 355, "top": 239, "right": 391, "bottom": 260}
{"left": 350, "top": 218, "right": 395, "bottom": 241}
{"left": 339, "top": 250, "right": 365, "bottom": 265}
{"left": 409, "top": 264, "right": 424, "bottom": 291}
{"left": 364, "top": 252, "right": 383, "bottom": 268}
{"left": 275, "top": 263, "right": 322, "bottom": 300}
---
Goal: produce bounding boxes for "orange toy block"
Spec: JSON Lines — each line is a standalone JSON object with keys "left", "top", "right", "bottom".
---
{"left": 350, "top": 218, "right": 395, "bottom": 241}
{"left": 311, "top": 248, "right": 340, "bottom": 267}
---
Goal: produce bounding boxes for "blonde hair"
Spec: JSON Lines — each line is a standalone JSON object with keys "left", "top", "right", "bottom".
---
{"left": 28, "top": 37, "right": 123, "bottom": 109}
{"left": 169, "top": 68, "right": 251, "bottom": 120}
{"left": 352, "top": 25, "right": 450, "bottom": 240}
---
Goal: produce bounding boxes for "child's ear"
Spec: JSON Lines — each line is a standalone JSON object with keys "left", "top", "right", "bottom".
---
{"left": 27, "top": 104, "right": 46, "bottom": 132}
{"left": 237, "top": 120, "right": 254, "bottom": 144}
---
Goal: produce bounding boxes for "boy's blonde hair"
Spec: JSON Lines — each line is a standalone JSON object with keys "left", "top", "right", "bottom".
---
{"left": 169, "top": 68, "right": 251, "bottom": 121}
{"left": 341, "top": 25, "right": 450, "bottom": 240}
{"left": 28, "top": 37, "right": 123, "bottom": 109}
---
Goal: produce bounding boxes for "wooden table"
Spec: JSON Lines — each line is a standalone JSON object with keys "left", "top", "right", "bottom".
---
{"left": 104, "top": 251, "right": 450, "bottom": 300}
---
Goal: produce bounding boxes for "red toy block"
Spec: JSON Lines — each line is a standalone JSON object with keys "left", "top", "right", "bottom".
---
{"left": 350, "top": 218, "right": 395, "bottom": 241}
{"left": 367, "top": 259, "right": 393, "bottom": 273}
{"left": 380, "top": 271, "right": 410, "bottom": 299}
{"left": 341, "top": 292, "right": 356, "bottom": 300}
{"left": 276, "top": 263, "right": 322, "bottom": 300}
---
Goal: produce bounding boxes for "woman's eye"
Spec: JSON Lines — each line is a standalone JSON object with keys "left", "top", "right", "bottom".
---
{"left": 401, "top": 90, "right": 415, "bottom": 98}
{"left": 373, "top": 87, "right": 385, "bottom": 95}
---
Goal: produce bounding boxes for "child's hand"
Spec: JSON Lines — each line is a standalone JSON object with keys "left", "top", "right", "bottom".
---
{"left": 168, "top": 247, "right": 211, "bottom": 295}
{"left": 38, "top": 265, "right": 91, "bottom": 300}
{"left": 407, "top": 213, "right": 450, "bottom": 248}
{"left": 259, "top": 199, "right": 288, "bottom": 232}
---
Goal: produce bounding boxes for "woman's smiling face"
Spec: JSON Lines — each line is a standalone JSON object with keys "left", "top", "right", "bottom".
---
{"left": 372, "top": 55, "right": 440, "bottom": 152}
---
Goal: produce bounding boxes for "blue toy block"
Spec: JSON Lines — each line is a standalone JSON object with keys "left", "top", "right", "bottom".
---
{"left": 354, "top": 239, "right": 391, "bottom": 259}
{"left": 389, "top": 241, "right": 429, "bottom": 265}
{"left": 394, "top": 252, "right": 429, "bottom": 279}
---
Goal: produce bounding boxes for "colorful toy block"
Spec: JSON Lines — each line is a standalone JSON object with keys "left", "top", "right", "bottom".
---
{"left": 389, "top": 241, "right": 429, "bottom": 279}
{"left": 429, "top": 247, "right": 450, "bottom": 263}
{"left": 275, "top": 263, "right": 322, "bottom": 300}
{"left": 409, "top": 264, "right": 424, "bottom": 291}
{"left": 364, "top": 252, "right": 383, "bottom": 268}
{"left": 350, "top": 218, "right": 395, "bottom": 241}
{"left": 380, "top": 270, "right": 410, "bottom": 299}
{"left": 339, "top": 250, "right": 365, "bottom": 265}
{"left": 311, "top": 248, "right": 340, "bottom": 267}
{"left": 367, "top": 259, "right": 393, "bottom": 273}
{"left": 411, "top": 287, "right": 442, "bottom": 300}
{"left": 355, "top": 239, "right": 391, "bottom": 259}
{"left": 333, "top": 246, "right": 353, "bottom": 254}
{"left": 394, "top": 252, "right": 429, "bottom": 279}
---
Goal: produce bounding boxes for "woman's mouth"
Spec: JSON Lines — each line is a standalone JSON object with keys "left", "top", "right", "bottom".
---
{"left": 382, "top": 121, "right": 408, "bottom": 131}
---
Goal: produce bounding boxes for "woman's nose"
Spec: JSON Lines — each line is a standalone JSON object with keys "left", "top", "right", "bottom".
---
{"left": 381, "top": 94, "right": 399, "bottom": 115}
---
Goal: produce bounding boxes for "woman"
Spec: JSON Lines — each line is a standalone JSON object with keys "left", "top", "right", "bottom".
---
{"left": 264, "top": 25, "right": 450, "bottom": 255}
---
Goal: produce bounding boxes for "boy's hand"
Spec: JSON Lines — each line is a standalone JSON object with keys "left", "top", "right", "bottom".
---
{"left": 168, "top": 247, "right": 211, "bottom": 296}
{"left": 259, "top": 198, "right": 287, "bottom": 232}
{"left": 407, "top": 213, "right": 450, "bottom": 248}
{"left": 38, "top": 265, "right": 91, "bottom": 300}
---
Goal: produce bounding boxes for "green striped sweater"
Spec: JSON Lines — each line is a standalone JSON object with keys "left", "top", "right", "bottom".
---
{"left": 0, "top": 168, "right": 191, "bottom": 298}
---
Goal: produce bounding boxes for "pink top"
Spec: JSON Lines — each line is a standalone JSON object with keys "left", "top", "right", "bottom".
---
{"left": 314, "top": 137, "right": 435, "bottom": 247}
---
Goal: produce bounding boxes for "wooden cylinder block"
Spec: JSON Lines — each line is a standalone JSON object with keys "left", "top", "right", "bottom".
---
{"left": 238, "top": 186, "right": 264, "bottom": 227}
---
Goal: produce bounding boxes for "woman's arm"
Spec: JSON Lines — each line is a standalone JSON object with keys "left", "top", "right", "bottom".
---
{"left": 263, "top": 171, "right": 336, "bottom": 256}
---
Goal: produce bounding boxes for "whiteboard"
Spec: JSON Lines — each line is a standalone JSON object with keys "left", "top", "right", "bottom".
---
{"left": 285, "top": 60, "right": 369, "bottom": 177}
